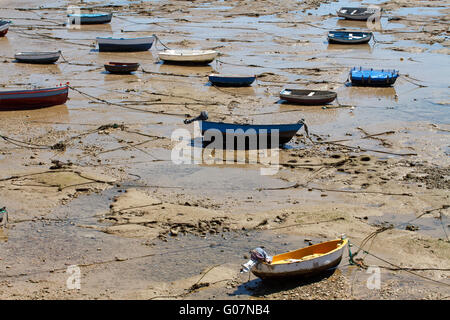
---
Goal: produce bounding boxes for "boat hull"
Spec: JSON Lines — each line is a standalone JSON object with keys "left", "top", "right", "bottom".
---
{"left": 104, "top": 62, "right": 140, "bottom": 74}
{"left": 350, "top": 67, "right": 399, "bottom": 87}
{"left": 0, "top": 21, "right": 10, "bottom": 37}
{"left": 328, "top": 31, "right": 372, "bottom": 44}
{"left": 200, "top": 120, "right": 303, "bottom": 149}
{"left": 252, "top": 239, "right": 348, "bottom": 279}
{"left": 68, "top": 13, "right": 112, "bottom": 25}
{"left": 0, "top": 86, "right": 69, "bottom": 110}
{"left": 280, "top": 89, "right": 337, "bottom": 105}
{"left": 209, "top": 75, "right": 256, "bottom": 87}
{"left": 14, "top": 52, "right": 61, "bottom": 64}
{"left": 97, "top": 37, "right": 155, "bottom": 52}
{"left": 337, "top": 7, "right": 379, "bottom": 21}
{"left": 159, "top": 50, "right": 218, "bottom": 65}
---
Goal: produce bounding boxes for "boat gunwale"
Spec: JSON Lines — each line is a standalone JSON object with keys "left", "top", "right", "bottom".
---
{"left": 0, "top": 86, "right": 68, "bottom": 96}
{"left": 265, "top": 238, "right": 348, "bottom": 266}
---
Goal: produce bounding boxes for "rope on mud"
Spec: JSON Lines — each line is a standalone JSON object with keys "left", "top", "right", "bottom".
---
{"left": 348, "top": 240, "right": 450, "bottom": 287}
{"left": 68, "top": 85, "right": 188, "bottom": 117}
{"left": 399, "top": 74, "right": 428, "bottom": 88}
{"left": 0, "top": 243, "right": 225, "bottom": 280}
{"left": 153, "top": 34, "right": 171, "bottom": 50}
{"left": 348, "top": 204, "right": 450, "bottom": 284}
{"left": 0, "top": 134, "right": 66, "bottom": 151}
{"left": 257, "top": 183, "right": 413, "bottom": 196}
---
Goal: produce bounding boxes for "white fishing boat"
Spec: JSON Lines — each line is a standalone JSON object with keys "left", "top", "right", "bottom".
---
{"left": 242, "top": 238, "right": 348, "bottom": 279}
{"left": 158, "top": 49, "right": 218, "bottom": 65}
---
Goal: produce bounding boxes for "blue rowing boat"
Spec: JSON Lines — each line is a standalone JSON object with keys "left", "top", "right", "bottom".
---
{"left": 208, "top": 74, "right": 256, "bottom": 87}
{"left": 350, "top": 67, "right": 399, "bottom": 86}
{"left": 96, "top": 36, "right": 155, "bottom": 52}
{"left": 184, "top": 112, "right": 304, "bottom": 148}
{"left": 68, "top": 13, "right": 112, "bottom": 25}
{"left": 328, "top": 31, "right": 372, "bottom": 44}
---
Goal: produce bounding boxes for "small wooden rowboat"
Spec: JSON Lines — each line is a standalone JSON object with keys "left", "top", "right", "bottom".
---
{"left": 184, "top": 111, "right": 304, "bottom": 148}
{"left": 68, "top": 13, "right": 112, "bottom": 25}
{"left": 337, "top": 7, "right": 381, "bottom": 21}
{"left": 350, "top": 67, "right": 399, "bottom": 87}
{"left": 251, "top": 238, "right": 348, "bottom": 279}
{"left": 14, "top": 51, "right": 61, "bottom": 64}
{"left": 0, "top": 85, "right": 69, "bottom": 111}
{"left": 96, "top": 36, "right": 155, "bottom": 52}
{"left": 328, "top": 31, "right": 372, "bottom": 44}
{"left": 0, "top": 20, "right": 11, "bottom": 37}
{"left": 158, "top": 49, "right": 218, "bottom": 65}
{"left": 280, "top": 89, "right": 337, "bottom": 105}
{"left": 104, "top": 62, "right": 140, "bottom": 74}
{"left": 208, "top": 74, "right": 256, "bottom": 87}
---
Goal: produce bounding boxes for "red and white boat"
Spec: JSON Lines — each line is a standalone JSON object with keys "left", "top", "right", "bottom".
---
{"left": 0, "top": 85, "right": 69, "bottom": 110}
{"left": 0, "top": 20, "right": 10, "bottom": 37}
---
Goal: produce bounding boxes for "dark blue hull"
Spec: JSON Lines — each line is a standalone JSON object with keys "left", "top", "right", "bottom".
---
{"left": 209, "top": 75, "right": 256, "bottom": 87}
{"left": 200, "top": 121, "right": 303, "bottom": 149}
{"left": 328, "top": 31, "right": 372, "bottom": 44}
{"left": 98, "top": 42, "right": 153, "bottom": 52}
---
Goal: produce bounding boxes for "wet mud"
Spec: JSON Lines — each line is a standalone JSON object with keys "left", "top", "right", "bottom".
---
{"left": 0, "top": 0, "right": 449, "bottom": 300}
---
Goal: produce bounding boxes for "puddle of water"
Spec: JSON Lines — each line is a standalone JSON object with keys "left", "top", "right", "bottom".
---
{"left": 367, "top": 212, "right": 449, "bottom": 239}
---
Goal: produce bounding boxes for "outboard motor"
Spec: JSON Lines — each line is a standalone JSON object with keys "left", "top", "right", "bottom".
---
{"left": 240, "top": 247, "right": 272, "bottom": 273}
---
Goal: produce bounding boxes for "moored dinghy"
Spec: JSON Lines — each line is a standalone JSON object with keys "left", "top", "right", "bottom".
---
{"left": 184, "top": 111, "right": 304, "bottom": 148}
{"left": 337, "top": 7, "right": 381, "bottom": 21}
{"left": 104, "top": 62, "right": 140, "bottom": 74}
{"left": 350, "top": 67, "right": 399, "bottom": 87}
{"left": 14, "top": 51, "right": 61, "bottom": 64}
{"left": 328, "top": 31, "right": 372, "bottom": 44}
{"left": 96, "top": 36, "right": 155, "bottom": 52}
{"left": 0, "top": 20, "right": 11, "bottom": 37}
{"left": 208, "top": 74, "right": 256, "bottom": 87}
{"left": 241, "top": 237, "right": 348, "bottom": 279}
{"left": 0, "top": 85, "right": 69, "bottom": 110}
{"left": 280, "top": 89, "right": 337, "bottom": 105}
{"left": 68, "top": 13, "right": 113, "bottom": 25}
{"left": 158, "top": 49, "right": 218, "bottom": 65}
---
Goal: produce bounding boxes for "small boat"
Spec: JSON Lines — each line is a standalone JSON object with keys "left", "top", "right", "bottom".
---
{"left": 328, "top": 31, "right": 372, "bottom": 44}
{"left": 0, "top": 20, "right": 11, "bottom": 37}
{"left": 14, "top": 51, "right": 61, "bottom": 64}
{"left": 184, "top": 111, "right": 304, "bottom": 148}
{"left": 350, "top": 67, "right": 399, "bottom": 87}
{"left": 280, "top": 89, "right": 337, "bottom": 105}
{"left": 208, "top": 74, "right": 256, "bottom": 87}
{"left": 96, "top": 36, "right": 155, "bottom": 52}
{"left": 104, "top": 62, "right": 140, "bottom": 74}
{"left": 244, "top": 238, "right": 348, "bottom": 280}
{"left": 0, "top": 85, "right": 69, "bottom": 111}
{"left": 337, "top": 7, "right": 381, "bottom": 21}
{"left": 68, "top": 13, "right": 112, "bottom": 25}
{"left": 158, "top": 49, "right": 218, "bottom": 65}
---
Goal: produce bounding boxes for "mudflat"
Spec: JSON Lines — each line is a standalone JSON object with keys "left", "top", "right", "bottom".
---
{"left": 0, "top": 0, "right": 449, "bottom": 300}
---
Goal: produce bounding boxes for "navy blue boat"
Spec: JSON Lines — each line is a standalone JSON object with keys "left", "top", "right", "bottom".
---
{"left": 96, "top": 36, "right": 155, "bottom": 52}
{"left": 350, "top": 67, "right": 399, "bottom": 87}
{"left": 208, "top": 74, "right": 256, "bottom": 87}
{"left": 328, "top": 31, "right": 372, "bottom": 44}
{"left": 184, "top": 112, "right": 304, "bottom": 149}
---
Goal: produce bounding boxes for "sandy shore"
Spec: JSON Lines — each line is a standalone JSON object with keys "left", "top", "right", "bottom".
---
{"left": 0, "top": 0, "right": 449, "bottom": 300}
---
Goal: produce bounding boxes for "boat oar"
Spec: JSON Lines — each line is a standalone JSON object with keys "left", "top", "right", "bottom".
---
{"left": 183, "top": 111, "right": 209, "bottom": 124}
